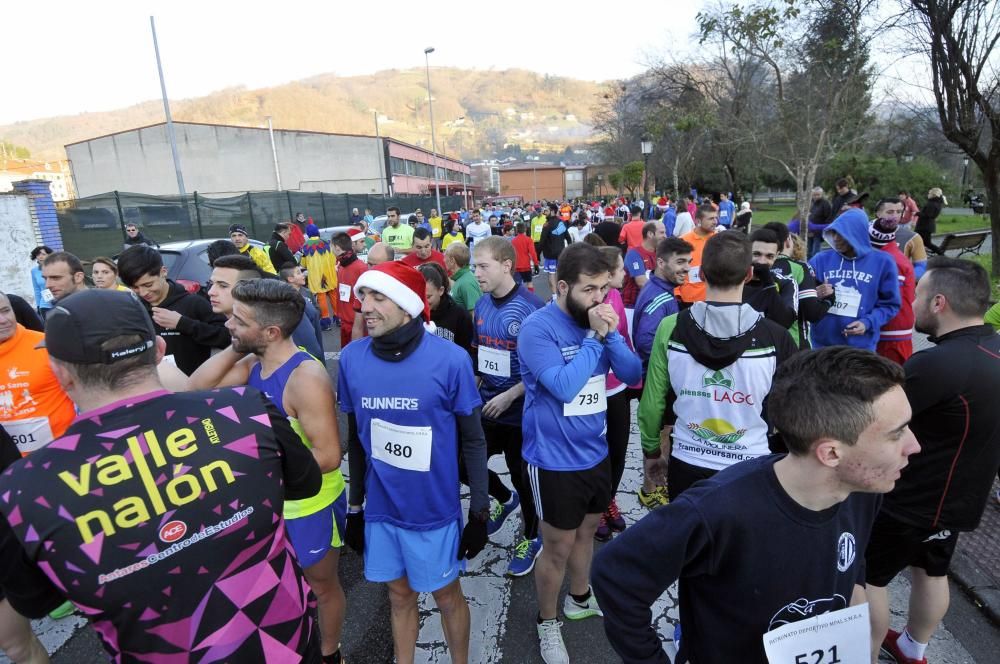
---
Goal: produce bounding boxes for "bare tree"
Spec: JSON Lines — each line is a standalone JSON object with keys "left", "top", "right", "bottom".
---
{"left": 905, "top": 0, "right": 1000, "bottom": 274}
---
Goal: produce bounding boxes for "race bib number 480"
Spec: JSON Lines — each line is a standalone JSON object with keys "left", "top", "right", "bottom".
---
{"left": 370, "top": 418, "right": 432, "bottom": 472}
{"left": 762, "top": 603, "right": 870, "bottom": 664}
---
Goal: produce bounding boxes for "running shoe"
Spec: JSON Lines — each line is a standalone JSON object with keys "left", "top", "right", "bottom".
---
{"left": 48, "top": 600, "right": 75, "bottom": 620}
{"left": 537, "top": 619, "right": 569, "bottom": 664}
{"left": 880, "top": 629, "right": 928, "bottom": 664}
{"left": 594, "top": 514, "right": 612, "bottom": 542}
{"left": 637, "top": 486, "right": 669, "bottom": 508}
{"left": 606, "top": 498, "right": 626, "bottom": 532}
{"left": 487, "top": 491, "right": 520, "bottom": 536}
{"left": 507, "top": 536, "right": 543, "bottom": 577}
{"left": 563, "top": 586, "right": 603, "bottom": 620}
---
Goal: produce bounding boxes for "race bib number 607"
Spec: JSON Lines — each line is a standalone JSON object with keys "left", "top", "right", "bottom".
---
{"left": 370, "top": 418, "right": 433, "bottom": 472}
{"left": 762, "top": 603, "right": 870, "bottom": 664}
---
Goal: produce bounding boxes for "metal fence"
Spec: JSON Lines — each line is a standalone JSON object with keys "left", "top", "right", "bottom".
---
{"left": 55, "top": 190, "right": 467, "bottom": 260}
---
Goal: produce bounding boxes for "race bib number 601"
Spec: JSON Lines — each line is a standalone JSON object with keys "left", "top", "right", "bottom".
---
{"left": 762, "top": 603, "right": 870, "bottom": 664}
{"left": 371, "top": 418, "right": 433, "bottom": 472}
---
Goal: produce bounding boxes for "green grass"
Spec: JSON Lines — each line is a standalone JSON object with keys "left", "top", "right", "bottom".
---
{"left": 747, "top": 203, "right": 991, "bottom": 235}
{"left": 970, "top": 254, "right": 1000, "bottom": 301}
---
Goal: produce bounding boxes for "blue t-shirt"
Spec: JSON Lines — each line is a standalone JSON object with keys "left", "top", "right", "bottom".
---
{"left": 338, "top": 332, "right": 482, "bottom": 530}
{"left": 518, "top": 303, "right": 642, "bottom": 471}
{"left": 718, "top": 200, "right": 735, "bottom": 227}
{"left": 473, "top": 284, "right": 544, "bottom": 425}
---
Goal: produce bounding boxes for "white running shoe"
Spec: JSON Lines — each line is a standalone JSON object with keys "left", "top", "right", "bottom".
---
{"left": 563, "top": 586, "right": 603, "bottom": 620}
{"left": 537, "top": 619, "right": 570, "bottom": 664}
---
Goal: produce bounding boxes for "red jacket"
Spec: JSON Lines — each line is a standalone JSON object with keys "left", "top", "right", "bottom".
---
{"left": 336, "top": 257, "right": 367, "bottom": 326}
{"left": 287, "top": 224, "right": 305, "bottom": 254}
{"left": 878, "top": 241, "right": 916, "bottom": 342}
{"left": 512, "top": 234, "right": 538, "bottom": 272}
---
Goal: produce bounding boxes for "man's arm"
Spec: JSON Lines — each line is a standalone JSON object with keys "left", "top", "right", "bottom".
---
{"left": 174, "top": 299, "right": 232, "bottom": 349}
{"left": 8, "top": 294, "right": 43, "bottom": 331}
{"left": 519, "top": 323, "right": 603, "bottom": 404}
{"left": 284, "top": 362, "right": 343, "bottom": 473}
{"left": 346, "top": 413, "right": 367, "bottom": 508}
{"left": 457, "top": 407, "right": 489, "bottom": 515}
{"left": 482, "top": 382, "right": 524, "bottom": 420}
{"left": 796, "top": 265, "right": 832, "bottom": 323}
{"left": 637, "top": 315, "right": 677, "bottom": 455}
{"left": 263, "top": 396, "right": 322, "bottom": 501}
{"left": 592, "top": 497, "right": 711, "bottom": 664}
{"left": 186, "top": 347, "right": 255, "bottom": 390}
{"left": 252, "top": 247, "right": 277, "bottom": 275}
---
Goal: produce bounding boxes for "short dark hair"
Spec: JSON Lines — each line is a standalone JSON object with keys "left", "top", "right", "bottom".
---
{"left": 641, "top": 222, "right": 660, "bottom": 240}
{"left": 749, "top": 228, "right": 780, "bottom": 247}
{"left": 875, "top": 196, "right": 902, "bottom": 213}
{"left": 418, "top": 262, "right": 449, "bottom": 291}
{"left": 44, "top": 251, "right": 85, "bottom": 277}
{"left": 656, "top": 237, "right": 693, "bottom": 261}
{"left": 763, "top": 222, "right": 790, "bottom": 248}
{"left": 212, "top": 254, "right": 262, "bottom": 281}
{"left": 231, "top": 279, "right": 304, "bottom": 338}
{"left": 923, "top": 257, "right": 992, "bottom": 317}
{"left": 556, "top": 242, "right": 614, "bottom": 286}
{"left": 30, "top": 245, "right": 53, "bottom": 260}
{"left": 387, "top": 206, "right": 400, "bottom": 216}
{"left": 695, "top": 204, "right": 716, "bottom": 221}
{"left": 116, "top": 246, "right": 163, "bottom": 287}
{"left": 769, "top": 347, "right": 905, "bottom": 455}
{"left": 56, "top": 334, "right": 157, "bottom": 391}
{"left": 91, "top": 256, "right": 118, "bottom": 275}
{"left": 898, "top": 190, "right": 910, "bottom": 196}
{"left": 836, "top": 178, "right": 850, "bottom": 189}
{"left": 207, "top": 239, "right": 239, "bottom": 266}
{"left": 515, "top": 222, "right": 526, "bottom": 235}
{"left": 701, "top": 232, "right": 750, "bottom": 288}
{"left": 412, "top": 227, "right": 433, "bottom": 242}
{"left": 279, "top": 264, "right": 301, "bottom": 282}
{"left": 331, "top": 232, "right": 353, "bottom": 253}
{"left": 274, "top": 222, "right": 291, "bottom": 233}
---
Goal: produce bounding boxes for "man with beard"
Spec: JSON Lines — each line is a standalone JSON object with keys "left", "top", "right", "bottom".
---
{"left": 517, "top": 243, "right": 641, "bottom": 664}
{"left": 188, "top": 279, "right": 348, "bottom": 664}
{"left": 866, "top": 258, "right": 1000, "bottom": 664}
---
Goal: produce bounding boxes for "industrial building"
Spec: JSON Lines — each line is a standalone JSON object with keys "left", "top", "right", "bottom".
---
{"left": 65, "top": 121, "right": 472, "bottom": 199}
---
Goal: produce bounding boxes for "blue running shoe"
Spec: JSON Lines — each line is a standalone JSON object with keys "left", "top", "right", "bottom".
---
{"left": 487, "top": 491, "right": 520, "bottom": 536}
{"left": 507, "top": 536, "right": 543, "bottom": 577}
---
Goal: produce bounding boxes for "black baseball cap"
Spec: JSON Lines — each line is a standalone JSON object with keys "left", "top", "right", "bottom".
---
{"left": 37, "top": 290, "right": 156, "bottom": 364}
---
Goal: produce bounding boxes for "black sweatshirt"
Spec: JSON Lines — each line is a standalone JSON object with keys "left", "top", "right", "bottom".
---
{"left": 593, "top": 455, "right": 878, "bottom": 664}
{"left": 146, "top": 280, "right": 230, "bottom": 375}
{"left": 883, "top": 324, "right": 1000, "bottom": 531}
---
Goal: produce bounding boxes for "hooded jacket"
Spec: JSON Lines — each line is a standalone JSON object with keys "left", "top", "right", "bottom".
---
{"left": 808, "top": 209, "right": 900, "bottom": 351}
{"left": 145, "top": 280, "right": 230, "bottom": 375}
{"left": 267, "top": 232, "right": 296, "bottom": 271}
{"left": 637, "top": 302, "right": 797, "bottom": 471}
{"left": 539, "top": 218, "right": 569, "bottom": 260}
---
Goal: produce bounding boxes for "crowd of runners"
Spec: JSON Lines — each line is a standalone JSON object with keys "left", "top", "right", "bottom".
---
{"left": 0, "top": 189, "right": 997, "bottom": 664}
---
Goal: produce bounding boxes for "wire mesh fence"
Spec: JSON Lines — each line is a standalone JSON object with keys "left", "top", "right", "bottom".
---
{"left": 56, "top": 190, "right": 466, "bottom": 260}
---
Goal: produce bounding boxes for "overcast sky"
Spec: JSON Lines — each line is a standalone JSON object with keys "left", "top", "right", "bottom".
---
{"left": 3, "top": 0, "right": 706, "bottom": 125}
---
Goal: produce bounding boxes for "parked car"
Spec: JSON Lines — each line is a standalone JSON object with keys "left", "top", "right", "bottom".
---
{"left": 317, "top": 224, "right": 363, "bottom": 243}
{"left": 156, "top": 239, "right": 267, "bottom": 294}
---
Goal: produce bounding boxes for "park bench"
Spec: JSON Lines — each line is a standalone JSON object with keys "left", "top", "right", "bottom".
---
{"left": 936, "top": 230, "right": 990, "bottom": 257}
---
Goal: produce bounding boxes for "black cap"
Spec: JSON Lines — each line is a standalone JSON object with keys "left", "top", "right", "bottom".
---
{"left": 229, "top": 224, "right": 249, "bottom": 236}
{"left": 39, "top": 290, "right": 156, "bottom": 364}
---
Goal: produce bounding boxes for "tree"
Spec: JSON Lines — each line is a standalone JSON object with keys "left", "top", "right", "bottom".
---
{"left": 698, "top": 0, "right": 877, "bottom": 230}
{"left": 905, "top": 0, "right": 1000, "bottom": 275}
{"left": 0, "top": 141, "right": 31, "bottom": 159}
{"left": 622, "top": 161, "right": 646, "bottom": 197}
{"left": 607, "top": 171, "right": 624, "bottom": 195}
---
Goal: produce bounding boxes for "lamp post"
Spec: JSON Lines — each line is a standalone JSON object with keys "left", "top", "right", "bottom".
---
{"left": 641, "top": 137, "right": 653, "bottom": 213}
{"left": 265, "top": 116, "right": 281, "bottom": 191}
{"left": 962, "top": 156, "right": 970, "bottom": 191}
{"left": 424, "top": 47, "right": 442, "bottom": 215}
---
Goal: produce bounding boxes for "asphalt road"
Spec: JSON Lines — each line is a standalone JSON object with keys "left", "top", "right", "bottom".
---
{"left": 16, "top": 269, "right": 1000, "bottom": 663}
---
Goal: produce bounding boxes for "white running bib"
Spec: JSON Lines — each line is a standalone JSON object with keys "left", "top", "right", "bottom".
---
{"left": 762, "top": 603, "right": 869, "bottom": 664}
{"left": 370, "top": 418, "right": 432, "bottom": 472}
{"left": 339, "top": 283, "right": 352, "bottom": 302}
{"left": 4, "top": 417, "right": 53, "bottom": 454}
{"left": 688, "top": 265, "right": 702, "bottom": 283}
{"left": 478, "top": 346, "right": 511, "bottom": 378}
{"left": 831, "top": 284, "right": 862, "bottom": 319}
{"left": 563, "top": 375, "right": 607, "bottom": 416}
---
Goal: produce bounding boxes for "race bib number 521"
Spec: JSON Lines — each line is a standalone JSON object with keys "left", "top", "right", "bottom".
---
{"left": 762, "top": 603, "right": 870, "bottom": 664}
{"left": 370, "top": 418, "right": 433, "bottom": 472}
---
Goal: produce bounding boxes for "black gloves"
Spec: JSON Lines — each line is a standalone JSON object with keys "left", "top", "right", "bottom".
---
{"left": 345, "top": 510, "right": 365, "bottom": 555}
{"left": 456, "top": 509, "right": 489, "bottom": 560}
{"left": 533, "top": 264, "right": 540, "bottom": 275}
{"left": 752, "top": 262, "right": 773, "bottom": 284}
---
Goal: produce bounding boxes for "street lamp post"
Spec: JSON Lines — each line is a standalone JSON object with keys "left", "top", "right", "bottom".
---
{"left": 962, "top": 156, "right": 970, "bottom": 191}
{"left": 424, "top": 47, "right": 442, "bottom": 215}
{"left": 641, "top": 138, "right": 654, "bottom": 216}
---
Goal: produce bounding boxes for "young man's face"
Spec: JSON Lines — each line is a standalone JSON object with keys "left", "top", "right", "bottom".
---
{"left": 877, "top": 202, "right": 904, "bottom": 223}
{"left": 412, "top": 236, "right": 434, "bottom": 260}
{"left": 473, "top": 250, "right": 511, "bottom": 295}
{"left": 912, "top": 273, "right": 943, "bottom": 337}
{"left": 829, "top": 231, "right": 854, "bottom": 257}
{"left": 208, "top": 266, "right": 241, "bottom": 315}
{"left": 696, "top": 211, "right": 719, "bottom": 233}
{"left": 0, "top": 296, "right": 17, "bottom": 343}
{"left": 352, "top": 238, "right": 366, "bottom": 254}
{"left": 130, "top": 267, "right": 170, "bottom": 306}
{"left": 387, "top": 210, "right": 400, "bottom": 228}
{"left": 226, "top": 301, "right": 268, "bottom": 355}
{"left": 752, "top": 241, "right": 779, "bottom": 268}
{"left": 837, "top": 386, "right": 918, "bottom": 494}
{"left": 560, "top": 271, "right": 611, "bottom": 328}
{"left": 125, "top": 226, "right": 140, "bottom": 237}
{"left": 285, "top": 266, "right": 307, "bottom": 288}
{"left": 658, "top": 253, "right": 692, "bottom": 286}
{"left": 43, "top": 261, "right": 85, "bottom": 300}
{"left": 230, "top": 232, "right": 249, "bottom": 248}
{"left": 359, "top": 287, "right": 410, "bottom": 337}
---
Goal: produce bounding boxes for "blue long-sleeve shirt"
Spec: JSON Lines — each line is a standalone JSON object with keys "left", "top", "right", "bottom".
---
{"left": 631, "top": 275, "right": 679, "bottom": 369}
{"left": 31, "top": 266, "right": 52, "bottom": 311}
{"left": 519, "top": 303, "right": 641, "bottom": 471}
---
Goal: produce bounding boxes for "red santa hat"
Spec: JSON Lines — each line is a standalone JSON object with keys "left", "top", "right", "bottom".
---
{"left": 354, "top": 261, "right": 433, "bottom": 326}
{"left": 348, "top": 229, "right": 366, "bottom": 243}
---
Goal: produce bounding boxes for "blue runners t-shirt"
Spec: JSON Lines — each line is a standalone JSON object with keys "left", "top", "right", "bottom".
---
{"left": 519, "top": 303, "right": 641, "bottom": 471}
{"left": 473, "top": 284, "right": 544, "bottom": 425}
{"left": 338, "top": 332, "right": 482, "bottom": 530}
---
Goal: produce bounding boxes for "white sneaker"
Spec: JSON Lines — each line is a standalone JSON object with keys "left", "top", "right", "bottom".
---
{"left": 537, "top": 619, "right": 569, "bottom": 664}
{"left": 563, "top": 586, "right": 603, "bottom": 620}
